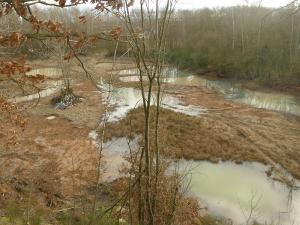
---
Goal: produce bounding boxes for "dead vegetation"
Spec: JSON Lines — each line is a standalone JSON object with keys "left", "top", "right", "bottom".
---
{"left": 104, "top": 104, "right": 300, "bottom": 179}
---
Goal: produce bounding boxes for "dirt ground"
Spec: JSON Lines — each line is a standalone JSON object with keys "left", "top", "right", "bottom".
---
{"left": 0, "top": 82, "right": 103, "bottom": 211}
{"left": 0, "top": 55, "right": 116, "bottom": 211}
{"left": 1, "top": 55, "right": 300, "bottom": 214}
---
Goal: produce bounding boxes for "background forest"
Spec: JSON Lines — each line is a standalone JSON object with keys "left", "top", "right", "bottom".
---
{"left": 2, "top": 4, "right": 300, "bottom": 87}
{"left": 167, "top": 5, "right": 300, "bottom": 87}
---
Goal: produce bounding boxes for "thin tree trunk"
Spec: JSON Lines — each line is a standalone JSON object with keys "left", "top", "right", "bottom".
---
{"left": 232, "top": 8, "right": 235, "bottom": 50}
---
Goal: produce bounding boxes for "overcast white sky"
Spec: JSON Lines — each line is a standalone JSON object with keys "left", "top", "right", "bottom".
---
{"left": 40, "top": 0, "right": 297, "bottom": 10}
{"left": 176, "top": 0, "right": 294, "bottom": 9}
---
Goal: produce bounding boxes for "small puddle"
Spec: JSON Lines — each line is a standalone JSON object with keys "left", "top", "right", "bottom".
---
{"left": 8, "top": 80, "right": 64, "bottom": 103}
{"left": 102, "top": 137, "right": 139, "bottom": 181}
{"left": 89, "top": 131, "right": 139, "bottom": 182}
{"left": 118, "top": 69, "right": 300, "bottom": 116}
{"left": 26, "top": 68, "right": 63, "bottom": 78}
{"left": 9, "top": 67, "right": 65, "bottom": 103}
{"left": 46, "top": 116, "right": 56, "bottom": 120}
{"left": 172, "top": 160, "right": 300, "bottom": 225}
{"left": 99, "top": 83, "right": 204, "bottom": 122}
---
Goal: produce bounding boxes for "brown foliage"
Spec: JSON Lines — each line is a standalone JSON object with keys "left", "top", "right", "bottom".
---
{"left": 117, "top": 160, "right": 201, "bottom": 225}
{"left": 110, "top": 26, "right": 123, "bottom": 40}
{"left": 0, "top": 58, "right": 45, "bottom": 88}
{"left": 0, "top": 59, "right": 31, "bottom": 76}
{"left": 0, "top": 96, "right": 26, "bottom": 147}
{"left": 0, "top": 32, "right": 27, "bottom": 47}
{"left": 0, "top": 4, "right": 12, "bottom": 17}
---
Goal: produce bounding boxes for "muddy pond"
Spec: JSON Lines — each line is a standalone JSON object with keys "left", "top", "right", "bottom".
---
{"left": 15, "top": 66, "right": 300, "bottom": 225}
{"left": 100, "top": 137, "right": 300, "bottom": 225}
{"left": 174, "top": 160, "right": 300, "bottom": 225}
{"left": 101, "top": 68, "right": 300, "bottom": 225}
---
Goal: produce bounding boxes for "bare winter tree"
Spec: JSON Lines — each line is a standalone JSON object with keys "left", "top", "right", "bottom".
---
{"left": 0, "top": 0, "right": 202, "bottom": 224}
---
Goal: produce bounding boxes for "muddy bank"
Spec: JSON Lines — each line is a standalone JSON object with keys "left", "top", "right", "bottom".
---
{"left": 0, "top": 115, "right": 99, "bottom": 207}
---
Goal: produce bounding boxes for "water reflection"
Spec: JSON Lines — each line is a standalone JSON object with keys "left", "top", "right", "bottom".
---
{"left": 99, "top": 83, "right": 205, "bottom": 122}
{"left": 167, "top": 75, "right": 300, "bottom": 116}
{"left": 9, "top": 80, "right": 64, "bottom": 103}
{"left": 173, "top": 160, "right": 300, "bottom": 225}
{"left": 89, "top": 131, "right": 139, "bottom": 182}
{"left": 118, "top": 69, "right": 300, "bottom": 116}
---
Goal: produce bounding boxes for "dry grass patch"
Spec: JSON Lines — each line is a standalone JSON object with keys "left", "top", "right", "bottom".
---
{"left": 104, "top": 106, "right": 300, "bottom": 179}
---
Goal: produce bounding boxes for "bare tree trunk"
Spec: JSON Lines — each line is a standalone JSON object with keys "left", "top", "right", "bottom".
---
{"left": 290, "top": 14, "right": 295, "bottom": 66}
{"left": 116, "top": 1, "right": 177, "bottom": 224}
{"left": 231, "top": 7, "right": 236, "bottom": 50}
{"left": 241, "top": 10, "right": 246, "bottom": 55}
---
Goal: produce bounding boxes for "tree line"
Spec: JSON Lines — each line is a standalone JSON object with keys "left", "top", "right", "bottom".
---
{"left": 167, "top": 5, "right": 300, "bottom": 86}
{"left": 3, "top": 5, "right": 300, "bottom": 88}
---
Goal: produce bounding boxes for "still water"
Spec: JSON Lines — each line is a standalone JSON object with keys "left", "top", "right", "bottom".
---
{"left": 118, "top": 68, "right": 300, "bottom": 116}
{"left": 99, "top": 82, "right": 204, "bottom": 122}
{"left": 26, "top": 67, "right": 63, "bottom": 78}
{"left": 97, "top": 135, "right": 300, "bottom": 225}
{"left": 111, "top": 68, "right": 300, "bottom": 225}
{"left": 8, "top": 68, "right": 64, "bottom": 103}
{"left": 172, "top": 160, "right": 300, "bottom": 225}
{"left": 9, "top": 80, "right": 64, "bottom": 103}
